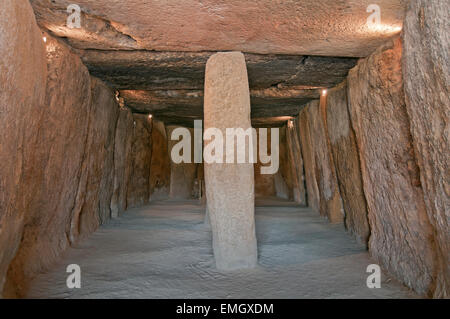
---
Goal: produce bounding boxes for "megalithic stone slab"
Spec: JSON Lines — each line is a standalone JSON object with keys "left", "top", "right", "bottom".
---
{"left": 203, "top": 52, "right": 258, "bottom": 270}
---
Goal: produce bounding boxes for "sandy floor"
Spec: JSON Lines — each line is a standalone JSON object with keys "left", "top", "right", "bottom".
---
{"left": 27, "top": 198, "right": 418, "bottom": 298}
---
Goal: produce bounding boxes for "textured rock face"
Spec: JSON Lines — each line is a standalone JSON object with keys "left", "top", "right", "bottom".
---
{"left": 298, "top": 108, "right": 320, "bottom": 212}
{"left": 204, "top": 52, "right": 257, "bottom": 270}
{"left": 167, "top": 126, "right": 198, "bottom": 200}
{"left": 277, "top": 126, "right": 294, "bottom": 200}
{"left": 83, "top": 51, "right": 356, "bottom": 91}
{"left": 68, "top": 78, "right": 119, "bottom": 240}
{"left": 75, "top": 78, "right": 119, "bottom": 236}
{"left": 254, "top": 127, "right": 294, "bottom": 199}
{"left": 286, "top": 119, "right": 307, "bottom": 205}
{"left": 111, "top": 108, "right": 134, "bottom": 218}
{"left": 347, "top": 38, "right": 435, "bottom": 295}
{"left": 0, "top": 0, "right": 47, "bottom": 296}
{"left": 402, "top": 0, "right": 450, "bottom": 297}
{"left": 150, "top": 120, "right": 171, "bottom": 200}
{"left": 3, "top": 33, "right": 121, "bottom": 296}
{"left": 127, "top": 114, "right": 153, "bottom": 208}
{"left": 326, "top": 82, "right": 370, "bottom": 246}
{"left": 254, "top": 129, "right": 276, "bottom": 198}
{"left": 87, "top": 51, "right": 356, "bottom": 127}
{"left": 31, "top": 0, "right": 405, "bottom": 56}
{"left": 12, "top": 36, "right": 90, "bottom": 295}
{"left": 254, "top": 166, "right": 276, "bottom": 198}
{"left": 299, "top": 100, "right": 344, "bottom": 223}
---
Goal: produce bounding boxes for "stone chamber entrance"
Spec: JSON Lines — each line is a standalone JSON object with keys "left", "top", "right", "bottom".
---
{"left": 0, "top": 0, "right": 448, "bottom": 299}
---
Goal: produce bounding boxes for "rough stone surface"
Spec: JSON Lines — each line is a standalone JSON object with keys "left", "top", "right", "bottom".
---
{"left": 166, "top": 126, "right": 198, "bottom": 200}
{"left": 299, "top": 100, "right": 344, "bottom": 223}
{"left": 347, "top": 38, "right": 436, "bottom": 296}
{"left": 254, "top": 166, "right": 276, "bottom": 198}
{"left": 150, "top": 120, "right": 171, "bottom": 200}
{"left": 5, "top": 36, "right": 93, "bottom": 297}
{"left": 119, "top": 87, "right": 322, "bottom": 127}
{"left": 83, "top": 51, "right": 356, "bottom": 127}
{"left": 82, "top": 51, "right": 357, "bottom": 90}
{"left": 277, "top": 126, "right": 294, "bottom": 200}
{"left": 274, "top": 171, "right": 290, "bottom": 200}
{"left": 0, "top": 0, "right": 47, "bottom": 296}
{"left": 31, "top": 0, "right": 405, "bottom": 56}
{"left": 3, "top": 34, "right": 121, "bottom": 297}
{"left": 402, "top": 0, "right": 450, "bottom": 298}
{"left": 69, "top": 78, "right": 119, "bottom": 240}
{"left": 204, "top": 52, "right": 257, "bottom": 270}
{"left": 254, "top": 129, "right": 276, "bottom": 198}
{"left": 326, "top": 82, "right": 370, "bottom": 246}
{"left": 286, "top": 119, "right": 307, "bottom": 205}
{"left": 127, "top": 114, "right": 153, "bottom": 208}
{"left": 298, "top": 108, "right": 320, "bottom": 213}
{"left": 111, "top": 108, "right": 134, "bottom": 218}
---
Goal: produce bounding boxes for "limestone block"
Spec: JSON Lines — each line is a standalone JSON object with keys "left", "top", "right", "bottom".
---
{"left": 347, "top": 38, "right": 435, "bottom": 295}
{"left": 204, "top": 52, "right": 257, "bottom": 270}
{"left": 127, "top": 114, "right": 153, "bottom": 208}
{"left": 0, "top": 0, "right": 47, "bottom": 296}
{"left": 167, "top": 126, "right": 198, "bottom": 199}
{"left": 326, "top": 82, "right": 370, "bottom": 246}
{"left": 111, "top": 107, "right": 134, "bottom": 217}
{"left": 150, "top": 120, "right": 171, "bottom": 200}
{"left": 402, "top": 0, "right": 450, "bottom": 298}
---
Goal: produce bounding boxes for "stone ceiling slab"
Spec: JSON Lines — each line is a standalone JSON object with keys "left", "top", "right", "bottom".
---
{"left": 31, "top": 0, "right": 406, "bottom": 57}
{"left": 120, "top": 88, "right": 319, "bottom": 126}
{"left": 80, "top": 51, "right": 357, "bottom": 90}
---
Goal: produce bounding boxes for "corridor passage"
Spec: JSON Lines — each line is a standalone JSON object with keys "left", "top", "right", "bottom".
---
{"left": 27, "top": 199, "right": 417, "bottom": 299}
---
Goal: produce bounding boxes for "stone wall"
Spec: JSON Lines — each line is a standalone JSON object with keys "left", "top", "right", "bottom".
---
{"left": 0, "top": 9, "right": 155, "bottom": 295}
{"left": 293, "top": 27, "right": 448, "bottom": 297}
{"left": 276, "top": 126, "right": 294, "bottom": 200}
{"left": 254, "top": 127, "right": 288, "bottom": 199}
{"left": 2, "top": 34, "right": 123, "bottom": 297}
{"left": 298, "top": 100, "right": 344, "bottom": 223}
{"left": 167, "top": 126, "right": 198, "bottom": 200}
{"left": 286, "top": 119, "right": 307, "bottom": 205}
{"left": 71, "top": 78, "right": 120, "bottom": 238}
{"left": 111, "top": 108, "right": 134, "bottom": 218}
{"left": 0, "top": 0, "right": 47, "bottom": 296}
{"left": 347, "top": 38, "right": 435, "bottom": 296}
{"left": 298, "top": 107, "right": 320, "bottom": 213}
{"left": 150, "top": 120, "right": 171, "bottom": 200}
{"left": 326, "top": 82, "right": 370, "bottom": 246}
{"left": 402, "top": 0, "right": 449, "bottom": 298}
{"left": 127, "top": 114, "right": 153, "bottom": 208}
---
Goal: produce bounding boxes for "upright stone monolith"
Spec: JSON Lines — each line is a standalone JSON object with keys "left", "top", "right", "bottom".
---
{"left": 203, "top": 52, "right": 257, "bottom": 270}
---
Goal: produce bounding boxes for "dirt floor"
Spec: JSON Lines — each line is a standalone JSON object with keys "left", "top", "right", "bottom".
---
{"left": 27, "top": 198, "right": 418, "bottom": 298}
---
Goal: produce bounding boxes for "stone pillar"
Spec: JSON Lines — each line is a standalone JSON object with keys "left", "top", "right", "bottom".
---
{"left": 204, "top": 52, "right": 257, "bottom": 270}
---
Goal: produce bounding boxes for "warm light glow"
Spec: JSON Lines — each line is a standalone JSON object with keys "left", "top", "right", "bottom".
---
{"left": 369, "top": 24, "right": 402, "bottom": 34}
{"left": 362, "top": 22, "right": 403, "bottom": 36}
{"left": 288, "top": 120, "right": 294, "bottom": 128}
{"left": 43, "top": 36, "right": 47, "bottom": 43}
{"left": 322, "top": 89, "right": 328, "bottom": 96}
{"left": 148, "top": 114, "right": 153, "bottom": 119}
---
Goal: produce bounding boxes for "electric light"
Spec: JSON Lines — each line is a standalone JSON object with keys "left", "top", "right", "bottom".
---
{"left": 288, "top": 120, "right": 294, "bottom": 128}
